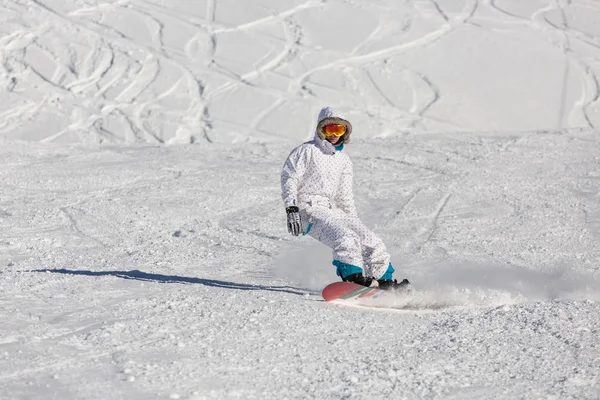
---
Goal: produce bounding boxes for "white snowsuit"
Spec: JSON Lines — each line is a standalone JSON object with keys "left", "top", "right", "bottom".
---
{"left": 281, "top": 107, "right": 391, "bottom": 279}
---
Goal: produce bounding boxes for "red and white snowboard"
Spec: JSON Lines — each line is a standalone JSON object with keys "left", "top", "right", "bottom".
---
{"left": 321, "top": 281, "right": 384, "bottom": 303}
{"left": 322, "top": 281, "right": 456, "bottom": 311}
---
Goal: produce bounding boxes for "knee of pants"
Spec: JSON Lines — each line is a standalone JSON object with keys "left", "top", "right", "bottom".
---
{"left": 334, "top": 232, "right": 361, "bottom": 252}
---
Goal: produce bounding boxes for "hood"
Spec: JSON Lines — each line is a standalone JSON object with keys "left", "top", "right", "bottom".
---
{"left": 315, "top": 107, "right": 352, "bottom": 145}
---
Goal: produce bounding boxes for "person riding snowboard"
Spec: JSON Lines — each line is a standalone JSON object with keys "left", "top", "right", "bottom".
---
{"left": 281, "top": 106, "right": 409, "bottom": 290}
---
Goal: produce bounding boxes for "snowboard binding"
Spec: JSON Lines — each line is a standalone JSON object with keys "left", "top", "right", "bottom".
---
{"left": 378, "top": 278, "right": 410, "bottom": 291}
{"left": 342, "top": 273, "right": 410, "bottom": 291}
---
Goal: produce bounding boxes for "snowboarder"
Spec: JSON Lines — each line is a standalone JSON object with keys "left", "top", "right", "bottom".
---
{"left": 281, "top": 106, "right": 409, "bottom": 290}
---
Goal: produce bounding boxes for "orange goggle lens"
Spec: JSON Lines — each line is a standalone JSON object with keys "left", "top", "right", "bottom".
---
{"left": 324, "top": 124, "right": 347, "bottom": 137}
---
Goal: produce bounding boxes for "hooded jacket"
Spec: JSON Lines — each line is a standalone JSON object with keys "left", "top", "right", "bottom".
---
{"left": 281, "top": 107, "right": 357, "bottom": 217}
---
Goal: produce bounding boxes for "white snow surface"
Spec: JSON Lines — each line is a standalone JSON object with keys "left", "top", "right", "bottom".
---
{"left": 1, "top": 0, "right": 600, "bottom": 399}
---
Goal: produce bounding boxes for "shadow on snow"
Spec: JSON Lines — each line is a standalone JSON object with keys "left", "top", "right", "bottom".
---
{"left": 31, "top": 268, "right": 315, "bottom": 296}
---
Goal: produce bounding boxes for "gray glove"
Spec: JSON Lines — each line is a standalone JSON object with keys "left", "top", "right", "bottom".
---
{"left": 286, "top": 206, "right": 302, "bottom": 236}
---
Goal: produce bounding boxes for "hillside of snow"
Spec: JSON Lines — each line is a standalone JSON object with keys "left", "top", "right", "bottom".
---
{"left": 1, "top": 1, "right": 600, "bottom": 399}
{"left": 2, "top": 0, "right": 600, "bottom": 144}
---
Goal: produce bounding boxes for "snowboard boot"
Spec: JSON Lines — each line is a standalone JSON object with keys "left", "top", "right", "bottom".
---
{"left": 342, "top": 273, "right": 379, "bottom": 288}
{"left": 377, "top": 278, "right": 411, "bottom": 291}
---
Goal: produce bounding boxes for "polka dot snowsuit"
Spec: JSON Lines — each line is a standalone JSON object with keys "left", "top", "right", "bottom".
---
{"left": 281, "top": 107, "right": 391, "bottom": 280}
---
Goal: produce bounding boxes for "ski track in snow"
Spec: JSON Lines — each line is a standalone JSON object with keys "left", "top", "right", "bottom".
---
{"left": 1, "top": 0, "right": 599, "bottom": 144}
{"left": 1, "top": 0, "right": 600, "bottom": 399}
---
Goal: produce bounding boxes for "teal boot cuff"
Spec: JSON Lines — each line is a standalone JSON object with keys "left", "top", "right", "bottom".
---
{"left": 380, "top": 263, "right": 395, "bottom": 280}
{"left": 332, "top": 260, "right": 363, "bottom": 278}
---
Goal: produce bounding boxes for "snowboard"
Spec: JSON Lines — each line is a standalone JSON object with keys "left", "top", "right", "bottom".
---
{"left": 322, "top": 281, "right": 453, "bottom": 311}
{"left": 321, "top": 281, "right": 384, "bottom": 303}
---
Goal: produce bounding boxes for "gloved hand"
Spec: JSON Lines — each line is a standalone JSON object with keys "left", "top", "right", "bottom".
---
{"left": 286, "top": 206, "right": 302, "bottom": 236}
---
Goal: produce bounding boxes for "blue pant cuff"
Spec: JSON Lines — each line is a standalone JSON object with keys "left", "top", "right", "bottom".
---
{"left": 332, "top": 260, "right": 363, "bottom": 278}
{"left": 380, "top": 263, "right": 395, "bottom": 280}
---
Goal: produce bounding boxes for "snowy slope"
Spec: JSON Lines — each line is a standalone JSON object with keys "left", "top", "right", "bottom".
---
{"left": 1, "top": 1, "right": 600, "bottom": 399}
{"left": 2, "top": 0, "right": 600, "bottom": 144}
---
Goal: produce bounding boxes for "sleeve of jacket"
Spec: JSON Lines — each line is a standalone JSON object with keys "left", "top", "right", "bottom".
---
{"left": 281, "top": 146, "right": 308, "bottom": 208}
{"left": 335, "top": 156, "right": 358, "bottom": 217}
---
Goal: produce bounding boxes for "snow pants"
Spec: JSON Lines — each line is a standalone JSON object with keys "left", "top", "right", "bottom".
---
{"left": 300, "top": 205, "right": 391, "bottom": 279}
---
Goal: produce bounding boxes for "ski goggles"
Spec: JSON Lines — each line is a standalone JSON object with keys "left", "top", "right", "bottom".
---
{"left": 323, "top": 124, "right": 347, "bottom": 137}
